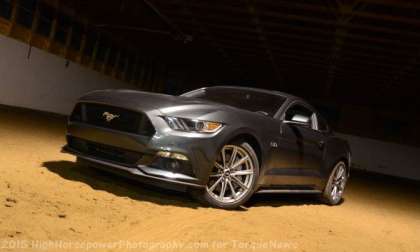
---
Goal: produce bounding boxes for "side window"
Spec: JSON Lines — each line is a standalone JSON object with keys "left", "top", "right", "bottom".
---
{"left": 317, "top": 114, "right": 329, "bottom": 132}
{"left": 284, "top": 104, "right": 315, "bottom": 128}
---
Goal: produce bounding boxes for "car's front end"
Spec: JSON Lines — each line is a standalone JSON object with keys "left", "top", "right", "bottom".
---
{"left": 62, "top": 89, "right": 233, "bottom": 191}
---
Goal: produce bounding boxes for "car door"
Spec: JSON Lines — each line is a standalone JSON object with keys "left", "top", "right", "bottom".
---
{"left": 273, "top": 102, "right": 326, "bottom": 188}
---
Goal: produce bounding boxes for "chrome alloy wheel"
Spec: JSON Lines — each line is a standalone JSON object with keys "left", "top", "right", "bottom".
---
{"left": 206, "top": 145, "right": 255, "bottom": 204}
{"left": 330, "top": 162, "right": 347, "bottom": 202}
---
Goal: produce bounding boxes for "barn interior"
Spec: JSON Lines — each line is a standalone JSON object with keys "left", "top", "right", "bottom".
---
{"left": 0, "top": 0, "right": 419, "bottom": 251}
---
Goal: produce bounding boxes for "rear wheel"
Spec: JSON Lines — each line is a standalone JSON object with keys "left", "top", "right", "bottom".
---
{"left": 191, "top": 141, "right": 259, "bottom": 209}
{"left": 321, "top": 161, "right": 348, "bottom": 205}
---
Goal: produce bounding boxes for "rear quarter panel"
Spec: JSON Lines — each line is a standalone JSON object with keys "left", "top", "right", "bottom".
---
{"left": 323, "top": 136, "right": 351, "bottom": 181}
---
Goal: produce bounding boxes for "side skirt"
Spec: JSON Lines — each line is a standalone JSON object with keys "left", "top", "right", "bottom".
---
{"left": 256, "top": 189, "right": 322, "bottom": 194}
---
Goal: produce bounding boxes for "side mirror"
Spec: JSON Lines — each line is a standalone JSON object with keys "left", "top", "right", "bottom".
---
{"left": 283, "top": 114, "right": 311, "bottom": 127}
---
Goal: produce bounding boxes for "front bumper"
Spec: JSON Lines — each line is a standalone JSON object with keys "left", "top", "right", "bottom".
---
{"left": 63, "top": 121, "right": 226, "bottom": 189}
{"left": 62, "top": 145, "right": 204, "bottom": 189}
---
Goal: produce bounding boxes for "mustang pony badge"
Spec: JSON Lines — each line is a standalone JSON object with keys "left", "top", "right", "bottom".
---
{"left": 102, "top": 112, "right": 119, "bottom": 122}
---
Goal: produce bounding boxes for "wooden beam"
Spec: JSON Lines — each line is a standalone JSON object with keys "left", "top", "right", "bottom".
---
{"left": 207, "top": 34, "right": 418, "bottom": 67}
{"left": 346, "top": 9, "right": 420, "bottom": 26}
{"left": 174, "top": 14, "right": 420, "bottom": 48}
{"left": 197, "top": 32, "right": 415, "bottom": 58}
{"left": 179, "top": 0, "right": 243, "bottom": 75}
{"left": 325, "top": 1, "right": 368, "bottom": 96}
{"left": 163, "top": 4, "right": 420, "bottom": 40}
{"left": 359, "top": 0, "right": 420, "bottom": 10}
{"left": 143, "top": 0, "right": 191, "bottom": 43}
{"left": 175, "top": 19, "right": 419, "bottom": 55}
{"left": 169, "top": 0, "right": 420, "bottom": 27}
{"left": 388, "top": 47, "right": 420, "bottom": 87}
{"left": 247, "top": 0, "right": 282, "bottom": 82}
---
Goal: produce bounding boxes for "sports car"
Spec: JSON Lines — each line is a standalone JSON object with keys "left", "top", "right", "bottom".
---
{"left": 62, "top": 86, "right": 351, "bottom": 209}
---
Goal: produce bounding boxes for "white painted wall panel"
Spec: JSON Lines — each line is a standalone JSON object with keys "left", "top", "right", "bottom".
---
{"left": 337, "top": 133, "right": 420, "bottom": 180}
{"left": 0, "top": 35, "right": 136, "bottom": 115}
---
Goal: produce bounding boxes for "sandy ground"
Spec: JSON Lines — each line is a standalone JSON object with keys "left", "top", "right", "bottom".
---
{"left": 0, "top": 106, "right": 419, "bottom": 252}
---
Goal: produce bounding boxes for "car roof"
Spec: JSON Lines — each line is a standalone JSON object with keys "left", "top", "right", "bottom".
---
{"left": 203, "top": 85, "right": 301, "bottom": 101}
{"left": 204, "top": 86, "right": 319, "bottom": 115}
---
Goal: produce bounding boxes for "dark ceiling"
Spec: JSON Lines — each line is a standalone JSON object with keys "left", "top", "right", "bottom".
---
{"left": 54, "top": 0, "right": 420, "bottom": 109}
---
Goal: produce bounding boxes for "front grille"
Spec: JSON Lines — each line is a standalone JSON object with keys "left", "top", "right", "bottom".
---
{"left": 68, "top": 136, "right": 143, "bottom": 165}
{"left": 70, "top": 103, "right": 155, "bottom": 136}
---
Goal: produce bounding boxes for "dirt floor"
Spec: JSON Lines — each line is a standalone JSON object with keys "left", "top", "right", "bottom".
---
{"left": 0, "top": 106, "right": 419, "bottom": 252}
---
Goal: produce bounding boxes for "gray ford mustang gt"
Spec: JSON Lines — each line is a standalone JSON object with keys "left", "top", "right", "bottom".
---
{"left": 63, "top": 86, "right": 351, "bottom": 209}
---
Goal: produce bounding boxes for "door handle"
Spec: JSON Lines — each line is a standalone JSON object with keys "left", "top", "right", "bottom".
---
{"left": 318, "top": 140, "right": 325, "bottom": 149}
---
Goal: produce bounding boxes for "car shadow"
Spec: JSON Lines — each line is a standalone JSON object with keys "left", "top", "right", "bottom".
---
{"left": 42, "top": 160, "right": 202, "bottom": 209}
{"left": 246, "top": 193, "right": 326, "bottom": 208}
{"left": 42, "top": 160, "right": 325, "bottom": 210}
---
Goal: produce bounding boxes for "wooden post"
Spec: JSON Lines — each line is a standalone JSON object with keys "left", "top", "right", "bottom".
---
{"left": 122, "top": 56, "right": 129, "bottom": 81}
{"left": 89, "top": 34, "right": 100, "bottom": 68}
{"left": 47, "top": 16, "right": 58, "bottom": 50}
{"left": 7, "top": 0, "right": 18, "bottom": 36}
{"left": 101, "top": 45, "right": 111, "bottom": 73}
{"left": 157, "top": 64, "right": 168, "bottom": 93}
{"left": 28, "top": 0, "right": 40, "bottom": 43}
{"left": 111, "top": 50, "right": 121, "bottom": 78}
{"left": 64, "top": 25, "right": 73, "bottom": 57}
{"left": 130, "top": 53, "right": 139, "bottom": 85}
{"left": 146, "top": 61, "right": 154, "bottom": 91}
{"left": 76, "top": 21, "right": 87, "bottom": 63}
{"left": 152, "top": 64, "right": 161, "bottom": 92}
{"left": 137, "top": 60, "right": 143, "bottom": 87}
{"left": 139, "top": 60, "right": 149, "bottom": 90}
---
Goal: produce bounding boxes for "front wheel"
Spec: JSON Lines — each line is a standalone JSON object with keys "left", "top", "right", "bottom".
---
{"left": 321, "top": 161, "right": 348, "bottom": 205}
{"left": 191, "top": 141, "right": 259, "bottom": 209}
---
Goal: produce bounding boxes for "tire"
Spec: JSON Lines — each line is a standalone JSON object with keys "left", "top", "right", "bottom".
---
{"left": 321, "top": 161, "right": 348, "bottom": 205}
{"left": 190, "top": 141, "right": 259, "bottom": 209}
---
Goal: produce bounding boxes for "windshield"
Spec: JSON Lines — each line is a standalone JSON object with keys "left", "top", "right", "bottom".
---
{"left": 181, "top": 87, "right": 286, "bottom": 117}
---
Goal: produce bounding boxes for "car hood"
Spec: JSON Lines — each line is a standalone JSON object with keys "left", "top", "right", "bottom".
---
{"left": 78, "top": 89, "right": 242, "bottom": 121}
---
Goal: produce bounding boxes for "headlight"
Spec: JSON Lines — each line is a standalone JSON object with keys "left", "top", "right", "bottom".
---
{"left": 163, "top": 116, "right": 223, "bottom": 133}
